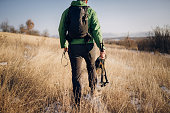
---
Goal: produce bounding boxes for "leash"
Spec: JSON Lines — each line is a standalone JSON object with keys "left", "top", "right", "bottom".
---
{"left": 61, "top": 51, "right": 69, "bottom": 67}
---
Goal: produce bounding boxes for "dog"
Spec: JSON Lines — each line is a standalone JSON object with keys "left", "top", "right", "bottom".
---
{"left": 95, "top": 57, "right": 109, "bottom": 87}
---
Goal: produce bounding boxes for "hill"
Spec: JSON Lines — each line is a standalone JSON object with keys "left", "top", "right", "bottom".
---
{"left": 0, "top": 32, "right": 169, "bottom": 113}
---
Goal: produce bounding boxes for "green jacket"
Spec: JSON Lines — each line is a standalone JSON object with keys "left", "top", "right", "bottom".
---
{"left": 58, "top": 1, "right": 103, "bottom": 50}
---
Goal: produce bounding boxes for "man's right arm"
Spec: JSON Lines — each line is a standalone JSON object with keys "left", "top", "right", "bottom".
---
{"left": 58, "top": 9, "right": 69, "bottom": 48}
{"left": 90, "top": 9, "right": 105, "bottom": 51}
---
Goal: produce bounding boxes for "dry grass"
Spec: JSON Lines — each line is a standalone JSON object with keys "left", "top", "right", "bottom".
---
{"left": 0, "top": 32, "right": 169, "bottom": 113}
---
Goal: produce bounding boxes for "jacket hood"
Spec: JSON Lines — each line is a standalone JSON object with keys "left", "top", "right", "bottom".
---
{"left": 71, "top": 1, "right": 87, "bottom": 6}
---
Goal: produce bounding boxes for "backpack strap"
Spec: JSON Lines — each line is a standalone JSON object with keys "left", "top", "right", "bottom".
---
{"left": 83, "top": 6, "right": 89, "bottom": 15}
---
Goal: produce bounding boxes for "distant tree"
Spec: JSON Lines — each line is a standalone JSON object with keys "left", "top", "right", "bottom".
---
{"left": 19, "top": 24, "right": 26, "bottom": 34}
{"left": 150, "top": 26, "right": 170, "bottom": 53}
{"left": 0, "top": 20, "right": 10, "bottom": 32}
{"left": 26, "top": 19, "right": 34, "bottom": 34}
{"left": 9, "top": 26, "right": 17, "bottom": 33}
{"left": 42, "top": 30, "right": 49, "bottom": 37}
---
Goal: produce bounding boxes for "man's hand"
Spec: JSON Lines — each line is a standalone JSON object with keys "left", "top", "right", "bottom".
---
{"left": 64, "top": 48, "right": 68, "bottom": 52}
{"left": 100, "top": 51, "right": 106, "bottom": 59}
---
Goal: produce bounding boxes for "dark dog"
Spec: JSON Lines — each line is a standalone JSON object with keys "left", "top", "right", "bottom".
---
{"left": 95, "top": 57, "right": 109, "bottom": 87}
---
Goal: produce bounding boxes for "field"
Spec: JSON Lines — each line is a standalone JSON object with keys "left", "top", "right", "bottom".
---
{"left": 0, "top": 32, "right": 170, "bottom": 113}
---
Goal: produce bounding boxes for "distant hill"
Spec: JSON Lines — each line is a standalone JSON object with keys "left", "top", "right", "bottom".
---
{"left": 102, "top": 31, "right": 148, "bottom": 38}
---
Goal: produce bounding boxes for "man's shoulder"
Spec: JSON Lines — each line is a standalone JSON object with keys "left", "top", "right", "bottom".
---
{"left": 87, "top": 7, "right": 96, "bottom": 15}
{"left": 62, "top": 6, "right": 96, "bottom": 16}
{"left": 63, "top": 8, "right": 69, "bottom": 14}
{"left": 87, "top": 6, "right": 93, "bottom": 11}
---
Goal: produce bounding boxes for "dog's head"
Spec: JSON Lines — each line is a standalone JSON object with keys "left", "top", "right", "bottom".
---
{"left": 95, "top": 57, "right": 104, "bottom": 69}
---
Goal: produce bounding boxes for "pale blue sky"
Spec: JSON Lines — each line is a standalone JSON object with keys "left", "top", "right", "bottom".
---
{"left": 0, "top": 0, "right": 170, "bottom": 37}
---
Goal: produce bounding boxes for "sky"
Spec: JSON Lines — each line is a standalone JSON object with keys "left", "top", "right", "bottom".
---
{"left": 0, "top": 0, "right": 170, "bottom": 37}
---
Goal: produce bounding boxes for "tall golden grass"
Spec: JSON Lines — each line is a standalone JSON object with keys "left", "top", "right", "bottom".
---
{"left": 0, "top": 32, "right": 169, "bottom": 113}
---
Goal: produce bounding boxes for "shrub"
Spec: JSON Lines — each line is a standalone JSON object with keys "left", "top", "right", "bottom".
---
{"left": 150, "top": 26, "right": 170, "bottom": 53}
{"left": 42, "top": 30, "right": 49, "bottom": 37}
{"left": 137, "top": 26, "right": 170, "bottom": 54}
{"left": 9, "top": 26, "right": 18, "bottom": 33}
{"left": 112, "top": 37, "right": 138, "bottom": 50}
{"left": 29, "top": 30, "right": 40, "bottom": 36}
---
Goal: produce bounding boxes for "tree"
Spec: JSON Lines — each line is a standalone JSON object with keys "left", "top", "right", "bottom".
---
{"left": 0, "top": 20, "right": 10, "bottom": 32}
{"left": 19, "top": 24, "right": 26, "bottom": 34}
{"left": 26, "top": 19, "right": 34, "bottom": 34}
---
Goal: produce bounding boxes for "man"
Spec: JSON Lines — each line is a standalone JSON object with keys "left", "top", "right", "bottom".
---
{"left": 58, "top": 0, "right": 105, "bottom": 107}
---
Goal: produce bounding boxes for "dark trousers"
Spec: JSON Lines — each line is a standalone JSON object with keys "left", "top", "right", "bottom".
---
{"left": 68, "top": 43, "right": 97, "bottom": 106}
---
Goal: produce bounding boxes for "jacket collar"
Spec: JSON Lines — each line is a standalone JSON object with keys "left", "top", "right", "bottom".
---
{"left": 71, "top": 1, "right": 87, "bottom": 6}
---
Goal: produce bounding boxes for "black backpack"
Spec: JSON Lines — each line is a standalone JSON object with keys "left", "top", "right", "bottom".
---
{"left": 66, "top": 6, "right": 91, "bottom": 42}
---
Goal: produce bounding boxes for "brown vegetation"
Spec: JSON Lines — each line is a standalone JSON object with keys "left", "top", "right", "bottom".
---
{"left": 109, "top": 37, "right": 138, "bottom": 51}
{"left": 0, "top": 32, "right": 170, "bottom": 113}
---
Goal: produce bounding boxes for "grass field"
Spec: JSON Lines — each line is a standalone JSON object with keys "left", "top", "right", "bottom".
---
{"left": 0, "top": 32, "right": 169, "bottom": 113}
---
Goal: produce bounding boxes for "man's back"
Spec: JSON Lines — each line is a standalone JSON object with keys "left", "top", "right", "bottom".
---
{"left": 67, "top": 6, "right": 89, "bottom": 39}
